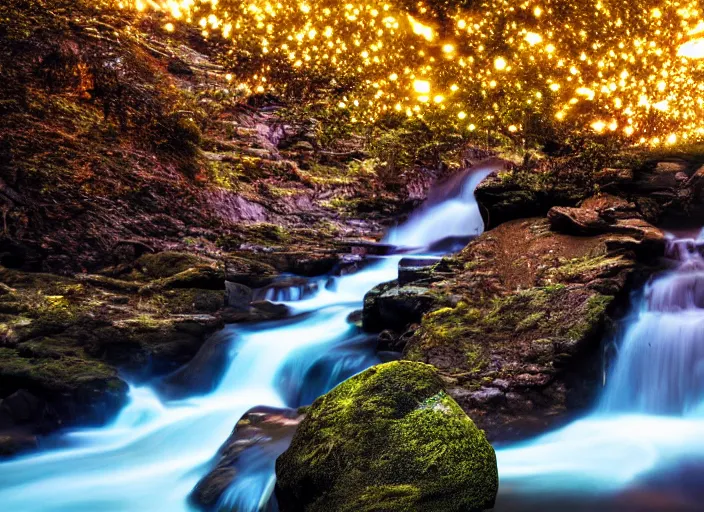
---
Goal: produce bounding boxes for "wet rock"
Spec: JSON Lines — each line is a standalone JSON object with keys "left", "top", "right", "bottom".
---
{"left": 0, "top": 345, "right": 128, "bottom": 430}
{"left": 0, "top": 432, "right": 38, "bottom": 457}
{"left": 250, "top": 301, "right": 291, "bottom": 321}
{"left": 346, "top": 310, "right": 363, "bottom": 328}
{"left": 376, "top": 329, "right": 402, "bottom": 352}
{"left": 156, "top": 328, "right": 235, "bottom": 399}
{"left": 636, "top": 160, "right": 690, "bottom": 193}
{"left": 191, "top": 406, "right": 303, "bottom": 510}
{"left": 275, "top": 361, "right": 498, "bottom": 512}
{"left": 362, "top": 280, "right": 440, "bottom": 333}
{"left": 397, "top": 257, "right": 446, "bottom": 286}
{"left": 225, "top": 282, "right": 252, "bottom": 310}
{"left": 0, "top": 390, "right": 45, "bottom": 429}
{"left": 254, "top": 277, "right": 319, "bottom": 302}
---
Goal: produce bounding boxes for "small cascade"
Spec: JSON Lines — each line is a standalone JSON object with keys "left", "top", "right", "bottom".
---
{"left": 495, "top": 233, "right": 704, "bottom": 511}
{"left": 384, "top": 162, "right": 495, "bottom": 251}
{"left": 600, "top": 237, "right": 704, "bottom": 415}
{"left": 254, "top": 277, "right": 328, "bottom": 302}
{"left": 0, "top": 163, "right": 500, "bottom": 512}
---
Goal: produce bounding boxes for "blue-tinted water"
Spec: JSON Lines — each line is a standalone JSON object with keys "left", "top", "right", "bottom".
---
{"left": 495, "top": 236, "right": 704, "bottom": 511}
{"left": 0, "top": 164, "right": 496, "bottom": 511}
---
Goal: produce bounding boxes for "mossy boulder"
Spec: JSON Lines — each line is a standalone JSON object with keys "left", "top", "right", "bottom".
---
{"left": 275, "top": 361, "right": 498, "bottom": 512}
{"left": 476, "top": 163, "right": 593, "bottom": 229}
{"left": 0, "top": 346, "right": 128, "bottom": 436}
{"left": 391, "top": 217, "right": 662, "bottom": 440}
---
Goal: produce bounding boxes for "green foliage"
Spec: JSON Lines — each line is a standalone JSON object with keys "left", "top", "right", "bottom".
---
{"left": 368, "top": 114, "right": 465, "bottom": 188}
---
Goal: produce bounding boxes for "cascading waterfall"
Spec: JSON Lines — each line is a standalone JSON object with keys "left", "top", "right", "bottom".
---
{"left": 495, "top": 233, "right": 704, "bottom": 511}
{"left": 600, "top": 237, "right": 704, "bottom": 415}
{"left": 0, "top": 162, "right": 498, "bottom": 512}
{"left": 384, "top": 167, "right": 493, "bottom": 250}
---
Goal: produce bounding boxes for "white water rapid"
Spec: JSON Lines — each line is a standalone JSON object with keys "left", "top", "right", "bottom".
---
{"left": 0, "top": 164, "right": 496, "bottom": 512}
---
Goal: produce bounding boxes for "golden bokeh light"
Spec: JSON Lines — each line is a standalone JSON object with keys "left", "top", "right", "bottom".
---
{"left": 110, "top": 0, "right": 704, "bottom": 146}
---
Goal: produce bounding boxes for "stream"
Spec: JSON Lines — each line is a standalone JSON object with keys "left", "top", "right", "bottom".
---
{"left": 1, "top": 164, "right": 704, "bottom": 511}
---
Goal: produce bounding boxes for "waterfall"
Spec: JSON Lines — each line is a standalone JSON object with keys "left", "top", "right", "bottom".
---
{"left": 495, "top": 234, "right": 704, "bottom": 511}
{"left": 600, "top": 237, "right": 704, "bottom": 415}
{"left": 384, "top": 166, "right": 494, "bottom": 251}
{"left": 0, "top": 163, "right": 498, "bottom": 512}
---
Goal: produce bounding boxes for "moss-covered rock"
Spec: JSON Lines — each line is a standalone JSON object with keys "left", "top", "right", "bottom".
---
{"left": 390, "top": 217, "right": 662, "bottom": 441}
{"left": 0, "top": 264, "right": 231, "bottom": 456}
{"left": 275, "top": 361, "right": 498, "bottom": 512}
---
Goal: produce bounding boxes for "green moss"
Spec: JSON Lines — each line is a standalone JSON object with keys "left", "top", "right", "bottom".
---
{"left": 567, "top": 294, "right": 614, "bottom": 341}
{"left": 151, "top": 289, "right": 224, "bottom": 314}
{"left": 137, "top": 251, "right": 211, "bottom": 279}
{"left": 516, "top": 311, "right": 546, "bottom": 332}
{"left": 550, "top": 255, "right": 627, "bottom": 282}
{"left": 407, "top": 282, "right": 613, "bottom": 383}
{"left": 245, "top": 223, "right": 291, "bottom": 245}
{"left": 298, "top": 162, "right": 356, "bottom": 186}
{"left": 0, "top": 347, "right": 120, "bottom": 391}
{"left": 276, "top": 361, "right": 498, "bottom": 512}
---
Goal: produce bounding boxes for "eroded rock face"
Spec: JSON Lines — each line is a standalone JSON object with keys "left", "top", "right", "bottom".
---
{"left": 362, "top": 280, "right": 443, "bottom": 333}
{"left": 275, "top": 361, "right": 498, "bottom": 512}
{"left": 477, "top": 157, "right": 704, "bottom": 229}
{"left": 547, "top": 194, "right": 667, "bottom": 251}
{"left": 399, "top": 216, "right": 663, "bottom": 440}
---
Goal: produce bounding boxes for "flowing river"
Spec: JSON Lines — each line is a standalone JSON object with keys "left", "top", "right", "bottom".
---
{"left": 0, "top": 167, "right": 492, "bottom": 511}
{"left": 2, "top": 164, "right": 704, "bottom": 511}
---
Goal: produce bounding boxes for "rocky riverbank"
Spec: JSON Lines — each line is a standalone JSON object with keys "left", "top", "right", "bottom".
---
{"left": 363, "top": 154, "right": 704, "bottom": 440}
{"left": 0, "top": 1, "right": 462, "bottom": 455}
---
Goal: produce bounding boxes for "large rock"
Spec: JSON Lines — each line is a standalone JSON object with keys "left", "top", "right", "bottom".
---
{"left": 155, "top": 328, "right": 235, "bottom": 399}
{"left": 191, "top": 406, "right": 302, "bottom": 510}
{"left": 362, "top": 280, "right": 440, "bottom": 333}
{"left": 402, "top": 217, "right": 663, "bottom": 440}
{"left": 478, "top": 157, "right": 704, "bottom": 229}
{"left": 475, "top": 159, "right": 593, "bottom": 229}
{"left": 275, "top": 361, "right": 498, "bottom": 512}
{"left": 0, "top": 263, "right": 241, "bottom": 455}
